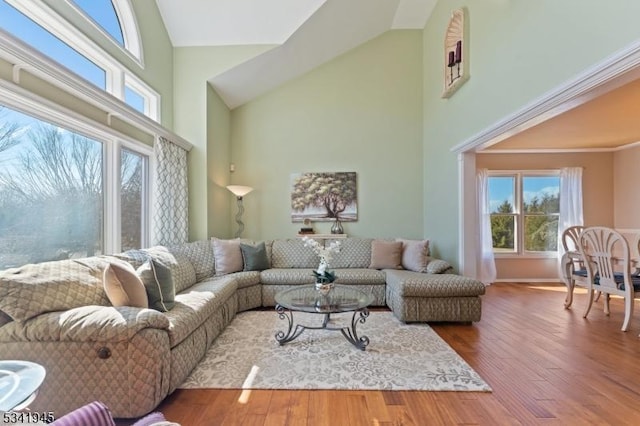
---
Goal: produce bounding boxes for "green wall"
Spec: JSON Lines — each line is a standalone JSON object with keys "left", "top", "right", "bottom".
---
{"left": 173, "top": 45, "right": 274, "bottom": 240}
{"left": 422, "top": 0, "right": 640, "bottom": 263}
{"left": 229, "top": 30, "right": 424, "bottom": 240}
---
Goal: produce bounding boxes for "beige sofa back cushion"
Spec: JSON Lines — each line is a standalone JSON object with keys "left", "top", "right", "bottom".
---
{"left": 328, "top": 238, "right": 372, "bottom": 268}
{"left": 169, "top": 240, "right": 215, "bottom": 282}
{"left": 271, "top": 239, "right": 318, "bottom": 268}
{"left": 0, "top": 257, "right": 111, "bottom": 322}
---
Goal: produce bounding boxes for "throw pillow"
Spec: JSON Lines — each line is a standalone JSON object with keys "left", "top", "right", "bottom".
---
{"left": 137, "top": 258, "right": 175, "bottom": 312}
{"left": 103, "top": 261, "right": 148, "bottom": 308}
{"left": 396, "top": 238, "right": 431, "bottom": 272}
{"left": 368, "top": 240, "right": 403, "bottom": 270}
{"left": 50, "top": 401, "right": 115, "bottom": 426}
{"left": 426, "top": 259, "right": 453, "bottom": 274}
{"left": 240, "top": 242, "right": 270, "bottom": 271}
{"left": 212, "top": 238, "right": 243, "bottom": 275}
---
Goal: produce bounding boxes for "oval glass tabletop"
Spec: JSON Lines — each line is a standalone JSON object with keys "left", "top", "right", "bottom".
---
{"left": 275, "top": 284, "right": 374, "bottom": 314}
{"left": 0, "top": 360, "right": 46, "bottom": 411}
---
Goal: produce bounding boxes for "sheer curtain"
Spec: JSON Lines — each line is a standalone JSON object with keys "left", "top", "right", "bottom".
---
{"left": 558, "top": 167, "right": 584, "bottom": 256}
{"left": 153, "top": 136, "right": 188, "bottom": 246}
{"left": 477, "top": 169, "right": 496, "bottom": 285}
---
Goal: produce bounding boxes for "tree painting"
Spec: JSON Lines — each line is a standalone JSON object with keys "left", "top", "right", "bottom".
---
{"left": 291, "top": 172, "right": 357, "bottom": 222}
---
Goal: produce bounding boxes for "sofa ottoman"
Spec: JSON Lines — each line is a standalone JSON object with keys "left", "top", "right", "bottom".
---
{"left": 385, "top": 270, "right": 486, "bottom": 322}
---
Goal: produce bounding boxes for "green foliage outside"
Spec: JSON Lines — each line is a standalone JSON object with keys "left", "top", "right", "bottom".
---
{"left": 491, "top": 193, "right": 559, "bottom": 252}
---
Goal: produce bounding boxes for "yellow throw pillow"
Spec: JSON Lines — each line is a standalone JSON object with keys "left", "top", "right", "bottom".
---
{"left": 103, "top": 261, "right": 149, "bottom": 308}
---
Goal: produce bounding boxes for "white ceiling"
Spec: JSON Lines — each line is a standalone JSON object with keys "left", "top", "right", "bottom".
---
{"left": 156, "top": 0, "right": 437, "bottom": 108}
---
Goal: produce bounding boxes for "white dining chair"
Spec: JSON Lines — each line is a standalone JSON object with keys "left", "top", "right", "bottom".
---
{"left": 561, "top": 225, "right": 586, "bottom": 309}
{"left": 579, "top": 226, "right": 640, "bottom": 332}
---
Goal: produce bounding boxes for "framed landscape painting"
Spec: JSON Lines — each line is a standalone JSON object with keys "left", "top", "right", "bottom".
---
{"left": 291, "top": 172, "right": 357, "bottom": 222}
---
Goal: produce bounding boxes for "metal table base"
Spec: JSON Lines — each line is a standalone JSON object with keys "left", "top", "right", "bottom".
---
{"left": 274, "top": 304, "right": 370, "bottom": 350}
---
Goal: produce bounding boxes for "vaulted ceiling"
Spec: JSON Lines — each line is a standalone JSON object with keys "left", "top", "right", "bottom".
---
{"left": 156, "top": 1, "right": 640, "bottom": 152}
{"left": 156, "top": 0, "right": 437, "bottom": 108}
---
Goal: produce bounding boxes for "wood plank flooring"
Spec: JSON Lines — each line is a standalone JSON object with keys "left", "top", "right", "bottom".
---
{"left": 132, "top": 283, "right": 640, "bottom": 425}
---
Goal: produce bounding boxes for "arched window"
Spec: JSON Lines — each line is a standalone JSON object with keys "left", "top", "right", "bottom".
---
{"left": 70, "top": 0, "right": 125, "bottom": 46}
{"left": 68, "top": 0, "right": 143, "bottom": 63}
{"left": 0, "top": 0, "right": 156, "bottom": 119}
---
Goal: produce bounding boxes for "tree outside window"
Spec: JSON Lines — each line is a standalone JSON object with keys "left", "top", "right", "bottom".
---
{"left": 488, "top": 173, "right": 560, "bottom": 254}
{"left": 0, "top": 105, "right": 149, "bottom": 269}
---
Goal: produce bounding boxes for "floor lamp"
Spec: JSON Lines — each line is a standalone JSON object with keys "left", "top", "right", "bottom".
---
{"left": 226, "top": 185, "right": 254, "bottom": 238}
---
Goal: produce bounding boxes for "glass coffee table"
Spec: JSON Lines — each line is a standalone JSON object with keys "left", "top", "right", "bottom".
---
{"left": 0, "top": 360, "right": 46, "bottom": 411}
{"left": 274, "top": 284, "right": 374, "bottom": 350}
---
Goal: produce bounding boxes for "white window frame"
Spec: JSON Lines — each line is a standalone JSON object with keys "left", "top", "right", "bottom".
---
{"left": 489, "top": 170, "right": 561, "bottom": 259}
{"left": 0, "top": 78, "right": 153, "bottom": 253}
{"left": 5, "top": 0, "right": 159, "bottom": 121}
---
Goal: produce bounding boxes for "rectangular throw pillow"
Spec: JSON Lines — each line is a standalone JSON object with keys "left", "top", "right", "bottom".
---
{"left": 396, "top": 238, "right": 431, "bottom": 273}
{"left": 212, "top": 238, "right": 243, "bottom": 275}
{"left": 240, "top": 241, "right": 270, "bottom": 271}
{"left": 137, "top": 258, "right": 175, "bottom": 312}
{"left": 369, "top": 240, "right": 403, "bottom": 270}
{"left": 103, "top": 261, "right": 149, "bottom": 308}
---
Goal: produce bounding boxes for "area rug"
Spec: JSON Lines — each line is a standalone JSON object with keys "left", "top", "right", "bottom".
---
{"left": 179, "top": 310, "right": 491, "bottom": 392}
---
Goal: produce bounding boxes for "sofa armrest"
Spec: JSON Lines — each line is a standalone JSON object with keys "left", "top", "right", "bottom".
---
{"left": 0, "top": 306, "right": 170, "bottom": 343}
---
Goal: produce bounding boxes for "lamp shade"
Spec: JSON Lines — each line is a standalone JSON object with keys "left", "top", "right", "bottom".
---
{"left": 226, "top": 185, "right": 254, "bottom": 197}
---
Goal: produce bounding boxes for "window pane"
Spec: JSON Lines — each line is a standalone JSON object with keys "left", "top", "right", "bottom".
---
{"left": 0, "top": 1, "right": 106, "bottom": 89}
{"left": 125, "top": 86, "right": 145, "bottom": 115}
{"left": 488, "top": 176, "right": 515, "bottom": 213}
{"left": 120, "top": 148, "right": 143, "bottom": 251}
{"left": 71, "top": 0, "right": 124, "bottom": 46}
{"left": 0, "top": 105, "right": 103, "bottom": 268}
{"left": 491, "top": 215, "right": 515, "bottom": 252}
{"left": 525, "top": 215, "right": 558, "bottom": 252}
{"left": 523, "top": 176, "right": 560, "bottom": 214}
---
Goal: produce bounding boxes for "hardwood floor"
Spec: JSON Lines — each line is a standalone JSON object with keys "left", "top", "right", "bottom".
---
{"left": 143, "top": 283, "right": 640, "bottom": 425}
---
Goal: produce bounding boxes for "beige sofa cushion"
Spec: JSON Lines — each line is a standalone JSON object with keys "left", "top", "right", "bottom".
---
{"left": 329, "top": 238, "right": 372, "bottom": 268}
{"left": 369, "top": 240, "right": 403, "bottom": 270}
{"left": 271, "top": 239, "right": 318, "bottom": 268}
{"left": 0, "top": 305, "right": 169, "bottom": 343}
{"left": 0, "top": 257, "right": 111, "bottom": 322}
{"left": 119, "top": 246, "right": 196, "bottom": 294}
{"left": 103, "top": 261, "right": 148, "bottom": 308}
{"left": 212, "top": 238, "right": 243, "bottom": 275}
{"left": 396, "top": 239, "right": 431, "bottom": 273}
{"left": 169, "top": 240, "right": 215, "bottom": 282}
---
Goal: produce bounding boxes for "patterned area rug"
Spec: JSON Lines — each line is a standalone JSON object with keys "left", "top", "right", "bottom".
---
{"left": 179, "top": 310, "right": 491, "bottom": 392}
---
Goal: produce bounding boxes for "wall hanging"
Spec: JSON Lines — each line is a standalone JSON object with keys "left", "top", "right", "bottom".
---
{"left": 442, "top": 7, "right": 469, "bottom": 98}
{"left": 291, "top": 172, "right": 357, "bottom": 223}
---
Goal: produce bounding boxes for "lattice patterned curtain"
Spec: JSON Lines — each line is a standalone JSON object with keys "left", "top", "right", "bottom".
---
{"left": 153, "top": 136, "right": 188, "bottom": 246}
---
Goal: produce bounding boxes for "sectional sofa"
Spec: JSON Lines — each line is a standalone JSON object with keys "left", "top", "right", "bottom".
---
{"left": 0, "top": 237, "right": 485, "bottom": 419}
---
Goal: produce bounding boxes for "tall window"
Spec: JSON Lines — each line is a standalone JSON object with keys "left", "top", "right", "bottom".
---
{"left": 120, "top": 148, "right": 146, "bottom": 251}
{"left": 488, "top": 172, "right": 560, "bottom": 255}
{"left": 0, "top": 102, "right": 150, "bottom": 269}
